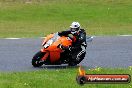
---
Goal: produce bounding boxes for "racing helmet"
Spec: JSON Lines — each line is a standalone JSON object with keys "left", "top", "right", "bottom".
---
{"left": 70, "top": 22, "right": 80, "bottom": 31}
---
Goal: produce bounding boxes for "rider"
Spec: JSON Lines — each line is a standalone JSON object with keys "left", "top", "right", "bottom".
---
{"left": 58, "top": 22, "right": 87, "bottom": 65}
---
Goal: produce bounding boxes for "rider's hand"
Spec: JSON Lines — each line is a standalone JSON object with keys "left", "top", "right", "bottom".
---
{"left": 57, "top": 44, "right": 72, "bottom": 51}
{"left": 57, "top": 44, "right": 67, "bottom": 50}
{"left": 57, "top": 44, "right": 65, "bottom": 50}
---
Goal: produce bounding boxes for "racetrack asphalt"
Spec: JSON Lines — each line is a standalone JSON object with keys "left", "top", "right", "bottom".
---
{"left": 0, "top": 36, "right": 132, "bottom": 72}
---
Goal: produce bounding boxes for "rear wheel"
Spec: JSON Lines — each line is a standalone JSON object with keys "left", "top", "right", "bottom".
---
{"left": 32, "top": 51, "right": 45, "bottom": 67}
{"left": 68, "top": 58, "right": 77, "bottom": 66}
{"left": 68, "top": 62, "right": 77, "bottom": 66}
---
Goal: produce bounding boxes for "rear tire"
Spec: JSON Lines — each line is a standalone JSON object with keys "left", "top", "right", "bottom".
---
{"left": 32, "top": 51, "right": 45, "bottom": 67}
{"left": 68, "top": 61, "right": 77, "bottom": 66}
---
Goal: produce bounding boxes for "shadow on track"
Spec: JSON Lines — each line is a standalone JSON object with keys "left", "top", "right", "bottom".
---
{"left": 31, "top": 65, "right": 93, "bottom": 71}
{"left": 31, "top": 65, "right": 80, "bottom": 70}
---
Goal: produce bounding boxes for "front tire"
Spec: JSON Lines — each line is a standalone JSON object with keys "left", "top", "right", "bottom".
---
{"left": 32, "top": 51, "right": 45, "bottom": 67}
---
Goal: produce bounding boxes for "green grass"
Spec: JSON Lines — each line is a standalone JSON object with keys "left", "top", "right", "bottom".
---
{"left": 0, "top": 0, "right": 132, "bottom": 38}
{"left": 0, "top": 67, "right": 132, "bottom": 88}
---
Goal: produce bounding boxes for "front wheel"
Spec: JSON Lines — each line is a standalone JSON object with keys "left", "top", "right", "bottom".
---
{"left": 32, "top": 51, "right": 45, "bottom": 67}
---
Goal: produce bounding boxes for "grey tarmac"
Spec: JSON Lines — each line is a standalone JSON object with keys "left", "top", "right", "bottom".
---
{"left": 0, "top": 36, "right": 132, "bottom": 72}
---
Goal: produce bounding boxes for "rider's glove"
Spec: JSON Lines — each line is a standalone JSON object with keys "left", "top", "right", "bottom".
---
{"left": 57, "top": 44, "right": 71, "bottom": 51}
{"left": 71, "top": 31, "right": 78, "bottom": 36}
{"left": 57, "top": 44, "right": 67, "bottom": 50}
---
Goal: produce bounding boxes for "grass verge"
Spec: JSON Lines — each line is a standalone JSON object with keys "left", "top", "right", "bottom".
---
{"left": 0, "top": 0, "right": 132, "bottom": 38}
{"left": 0, "top": 67, "right": 132, "bottom": 88}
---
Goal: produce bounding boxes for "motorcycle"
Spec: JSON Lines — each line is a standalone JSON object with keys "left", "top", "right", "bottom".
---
{"left": 32, "top": 32, "right": 92, "bottom": 67}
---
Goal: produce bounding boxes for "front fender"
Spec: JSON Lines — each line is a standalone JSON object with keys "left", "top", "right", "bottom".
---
{"left": 41, "top": 49, "right": 46, "bottom": 52}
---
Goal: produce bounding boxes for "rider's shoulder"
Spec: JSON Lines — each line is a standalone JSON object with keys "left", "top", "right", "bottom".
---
{"left": 80, "top": 29, "right": 86, "bottom": 32}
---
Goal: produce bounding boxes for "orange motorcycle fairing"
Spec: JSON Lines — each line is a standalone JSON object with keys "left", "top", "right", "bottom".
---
{"left": 50, "top": 52, "right": 61, "bottom": 63}
{"left": 41, "top": 49, "right": 46, "bottom": 52}
{"left": 59, "top": 36, "right": 72, "bottom": 47}
{"left": 40, "top": 33, "right": 73, "bottom": 64}
{"left": 40, "top": 49, "right": 49, "bottom": 61}
{"left": 41, "top": 52, "right": 49, "bottom": 61}
{"left": 42, "top": 34, "right": 54, "bottom": 46}
{"left": 41, "top": 48, "right": 61, "bottom": 63}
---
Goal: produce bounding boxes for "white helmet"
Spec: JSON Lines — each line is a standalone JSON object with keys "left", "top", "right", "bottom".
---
{"left": 70, "top": 22, "right": 80, "bottom": 29}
